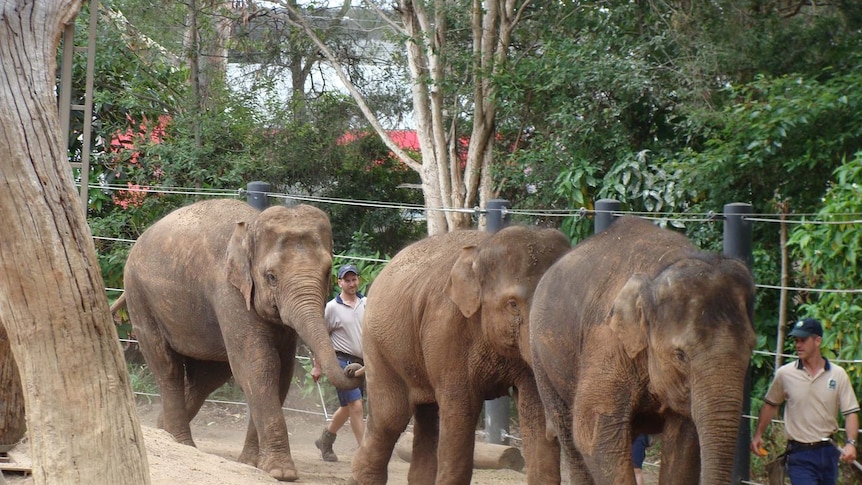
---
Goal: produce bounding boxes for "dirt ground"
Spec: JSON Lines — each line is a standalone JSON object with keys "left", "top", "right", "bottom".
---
{"left": 0, "top": 400, "right": 532, "bottom": 484}
{"left": 0, "top": 395, "right": 661, "bottom": 484}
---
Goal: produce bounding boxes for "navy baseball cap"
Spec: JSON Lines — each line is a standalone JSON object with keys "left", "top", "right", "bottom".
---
{"left": 788, "top": 318, "right": 823, "bottom": 338}
{"left": 337, "top": 264, "right": 359, "bottom": 279}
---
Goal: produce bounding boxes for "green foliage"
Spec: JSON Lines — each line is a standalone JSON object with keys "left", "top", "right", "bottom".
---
{"left": 493, "top": 1, "right": 862, "bottom": 224}
{"left": 679, "top": 63, "right": 862, "bottom": 216}
{"left": 786, "top": 154, "right": 862, "bottom": 380}
{"left": 321, "top": 131, "right": 425, "bottom": 255}
{"left": 493, "top": 2, "right": 707, "bottom": 240}
{"left": 294, "top": 356, "right": 341, "bottom": 411}
{"left": 331, "top": 231, "right": 390, "bottom": 297}
{"left": 209, "top": 379, "right": 247, "bottom": 404}
{"left": 77, "top": 2, "right": 422, "bottom": 295}
{"left": 127, "top": 363, "right": 247, "bottom": 405}
{"left": 127, "top": 363, "right": 158, "bottom": 402}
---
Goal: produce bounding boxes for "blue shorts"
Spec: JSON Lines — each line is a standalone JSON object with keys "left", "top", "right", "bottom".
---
{"left": 786, "top": 444, "right": 840, "bottom": 485}
{"left": 631, "top": 434, "right": 649, "bottom": 469}
{"left": 335, "top": 356, "right": 363, "bottom": 407}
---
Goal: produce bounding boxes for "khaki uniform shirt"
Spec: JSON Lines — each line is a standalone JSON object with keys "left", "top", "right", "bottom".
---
{"left": 765, "top": 358, "right": 860, "bottom": 443}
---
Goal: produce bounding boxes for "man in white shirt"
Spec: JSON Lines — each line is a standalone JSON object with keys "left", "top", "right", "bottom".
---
{"left": 312, "top": 264, "right": 366, "bottom": 462}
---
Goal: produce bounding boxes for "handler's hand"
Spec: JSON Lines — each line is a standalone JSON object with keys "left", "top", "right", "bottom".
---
{"left": 311, "top": 366, "right": 321, "bottom": 383}
{"left": 841, "top": 443, "right": 857, "bottom": 463}
{"left": 750, "top": 436, "right": 765, "bottom": 455}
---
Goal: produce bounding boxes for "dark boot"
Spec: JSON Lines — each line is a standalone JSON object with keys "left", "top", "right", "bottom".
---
{"left": 315, "top": 429, "right": 338, "bottom": 462}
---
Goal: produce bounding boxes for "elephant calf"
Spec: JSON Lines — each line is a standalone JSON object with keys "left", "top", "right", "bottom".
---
{"left": 351, "top": 226, "right": 571, "bottom": 485}
{"left": 122, "top": 199, "right": 362, "bottom": 482}
{"left": 530, "top": 216, "right": 756, "bottom": 485}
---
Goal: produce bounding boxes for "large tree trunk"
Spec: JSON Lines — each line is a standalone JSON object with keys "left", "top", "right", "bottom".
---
{"left": 0, "top": 2, "right": 150, "bottom": 484}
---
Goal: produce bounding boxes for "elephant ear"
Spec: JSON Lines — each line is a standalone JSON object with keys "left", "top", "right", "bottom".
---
{"left": 445, "top": 245, "right": 481, "bottom": 318}
{"left": 608, "top": 274, "right": 650, "bottom": 360}
{"left": 227, "top": 221, "right": 254, "bottom": 311}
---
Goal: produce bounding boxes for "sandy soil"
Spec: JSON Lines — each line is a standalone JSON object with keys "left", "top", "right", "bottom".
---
{"left": 0, "top": 374, "right": 668, "bottom": 485}
{"left": 0, "top": 398, "right": 538, "bottom": 485}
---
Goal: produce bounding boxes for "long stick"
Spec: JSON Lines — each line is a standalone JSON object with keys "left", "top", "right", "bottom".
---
{"left": 316, "top": 381, "right": 331, "bottom": 422}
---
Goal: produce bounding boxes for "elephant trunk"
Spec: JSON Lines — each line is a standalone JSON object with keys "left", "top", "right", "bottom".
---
{"left": 691, "top": 364, "right": 748, "bottom": 483}
{"left": 282, "top": 296, "right": 363, "bottom": 391}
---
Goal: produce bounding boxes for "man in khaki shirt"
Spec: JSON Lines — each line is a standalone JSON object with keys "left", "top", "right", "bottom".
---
{"left": 752, "top": 318, "right": 860, "bottom": 484}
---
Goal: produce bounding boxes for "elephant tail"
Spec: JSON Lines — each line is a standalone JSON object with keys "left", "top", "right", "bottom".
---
{"left": 110, "top": 293, "right": 127, "bottom": 316}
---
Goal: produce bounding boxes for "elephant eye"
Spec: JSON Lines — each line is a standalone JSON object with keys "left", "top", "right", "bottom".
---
{"left": 674, "top": 349, "right": 688, "bottom": 363}
{"left": 264, "top": 272, "right": 277, "bottom": 286}
{"left": 505, "top": 298, "right": 519, "bottom": 316}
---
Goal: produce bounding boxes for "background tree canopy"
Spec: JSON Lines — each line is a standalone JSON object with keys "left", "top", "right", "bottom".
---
{"left": 71, "top": 0, "right": 862, "bottom": 419}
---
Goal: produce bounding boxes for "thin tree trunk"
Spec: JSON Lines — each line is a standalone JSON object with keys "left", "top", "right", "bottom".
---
{"left": 776, "top": 201, "right": 790, "bottom": 371}
{"left": 0, "top": 1, "right": 150, "bottom": 483}
{"left": 186, "top": 0, "right": 203, "bottom": 152}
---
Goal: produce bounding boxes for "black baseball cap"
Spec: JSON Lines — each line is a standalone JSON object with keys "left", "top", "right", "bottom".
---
{"left": 788, "top": 318, "right": 823, "bottom": 338}
{"left": 337, "top": 264, "right": 359, "bottom": 279}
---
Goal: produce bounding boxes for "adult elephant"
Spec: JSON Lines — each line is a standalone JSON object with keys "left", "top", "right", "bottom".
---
{"left": 122, "top": 199, "right": 362, "bottom": 482}
{"left": 530, "top": 216, "right": 756, "bottom": 484}
{"left": 350, "top": 226, "right": 571, "bottom": 485}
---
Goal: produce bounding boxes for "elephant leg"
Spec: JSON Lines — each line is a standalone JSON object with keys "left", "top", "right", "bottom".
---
{"left": 553, "top": 401, "right": 594, "bottom": 485}
{"left": 658, "top": 416, "right": 700, "bottom": 485}
{"left": 435, "top": 392, "right": 481, "bottom": 485}
{"left": 513, "top": 381, "right": 561, "bottom": 484}
{"left": 563, "top": 440, "right": 595, "bottom": 485}
{"left": 576, "top": 412, "right": 636, "bottom": 485}
{"left": 184, "top": 360, "right": 232, "bottom": 421}
{"left": 568, "top": 362, "right": 637, "bottom": 485}
{"left": 351, "top": 361, "right": 412, "bottom": 485}
{"left": 132, "top": 311, "right": 195, "bottom": 446}
{"left": 534, "top": 367, "right": 591, "bottom": 485}
{"left": 239, "top": 338, "right": 298, "bottom": 469}
{"left": 229, "top": 335, "right": 297, "bottom": 482}
{"left": 408, "top": 403, "right": 439, "bottom": 485}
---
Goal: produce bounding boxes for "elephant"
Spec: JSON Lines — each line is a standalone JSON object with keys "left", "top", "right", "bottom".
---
{"left": 350, "top": 225, "right": 571, "bottom": 485}
{"left": 529, "top": 216, "right": 756, "bottom": 484}
{"left": 121, "top": 199, "right": 363, "bottom": 482}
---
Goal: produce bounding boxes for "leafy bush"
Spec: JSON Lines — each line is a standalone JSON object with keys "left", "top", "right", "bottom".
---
{"left": 787, "top": 154, "right": 862, "bottom": 379}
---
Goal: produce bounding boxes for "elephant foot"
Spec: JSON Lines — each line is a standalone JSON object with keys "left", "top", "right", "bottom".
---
{"left": 237, "top": 449, "right": 259, "bottom": 468}
{"left": 165, "top": 429, "right": 196, "bottom": 447}
{"left": 259, "top": 453, "right": 299, "bottom": 482}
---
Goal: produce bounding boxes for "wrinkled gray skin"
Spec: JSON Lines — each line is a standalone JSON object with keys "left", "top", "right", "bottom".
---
{"left": 351, "top": 226, "right": 571, "bottom": 485}
{"left": 123, "top": 199, "right": 362, "bottom": 482}
{"left": 530, "top": 217, "right": 756, "bottom": 485}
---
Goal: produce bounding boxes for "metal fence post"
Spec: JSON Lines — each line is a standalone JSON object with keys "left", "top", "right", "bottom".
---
{"left": 594, "top": 199, "right": 621, "bottom": 233}
{"left": 724, "top": 203, "right": 753, "bottom": 484}
{"left": 484, "top": 199, "right": 511, "bottom": 445}
{"left": 246, "top": 181, "right": 271, "bottom": 210}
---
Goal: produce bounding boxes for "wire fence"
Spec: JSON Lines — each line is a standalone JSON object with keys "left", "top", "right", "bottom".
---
{"left": 93, "top": 182, "right": 862, "bottom": 485}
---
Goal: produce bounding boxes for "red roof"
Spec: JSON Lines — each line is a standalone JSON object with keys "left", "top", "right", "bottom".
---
{"left": 337, "top": 130, "right": 420, "bottom": 151}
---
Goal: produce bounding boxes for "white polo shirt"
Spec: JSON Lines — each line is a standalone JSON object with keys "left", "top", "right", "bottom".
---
{"left": 323, "top": 293, "right": 365, "bottom": 359}
{"left": 765, "top": 358, "right": 860, "bottom": 443}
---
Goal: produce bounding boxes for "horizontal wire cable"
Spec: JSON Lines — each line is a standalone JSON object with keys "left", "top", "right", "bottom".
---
{"left": 92, "top": 183, "right": 862, "bottom": 294}
{"left": 90, "top": 182, "right": 862, "bottom": 222}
